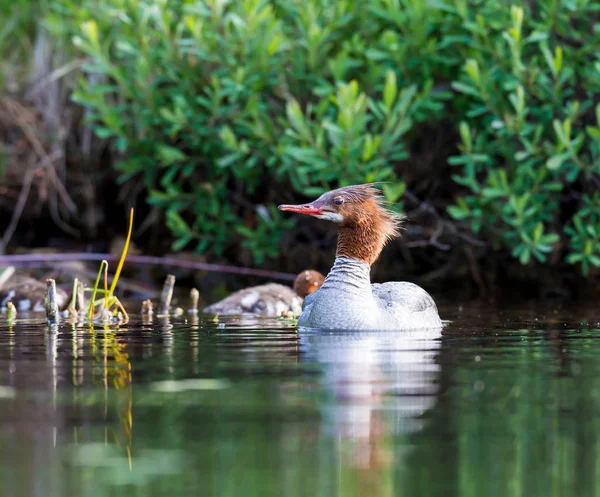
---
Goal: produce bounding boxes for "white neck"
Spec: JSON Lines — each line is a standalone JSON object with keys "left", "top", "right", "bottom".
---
{"left": 320, "top": 256, "right": 372, "bottom": 296}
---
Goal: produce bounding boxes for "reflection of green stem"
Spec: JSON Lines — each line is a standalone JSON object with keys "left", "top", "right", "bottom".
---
{"left": 88, "top": 260, "right": 108, "bottom": 320}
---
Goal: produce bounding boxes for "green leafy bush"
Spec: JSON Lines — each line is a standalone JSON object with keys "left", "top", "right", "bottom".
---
{"left": 447, "top": 3, "right": 600, "bottom": 274}
{"left": 0, "top": 0, "right": 40, "bottom": 90}
{"left": 48, "top": 0, "right": 412, "bottom": 260}
{"left": 44, "top": 0, "right": 600, "bottom": 275}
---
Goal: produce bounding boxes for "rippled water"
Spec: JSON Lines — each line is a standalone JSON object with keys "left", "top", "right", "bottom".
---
{"left": 0, "top": 301, "right": 599, "bottom": 497}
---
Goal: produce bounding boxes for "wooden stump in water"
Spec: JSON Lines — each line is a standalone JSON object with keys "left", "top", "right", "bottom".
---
{"left": 45, "top": 279, "right": 59, "bottom": 324}
{"left": 158, "top": 274, "right": 176, "bottom": 315}
{"left": 188, "top": 288, "right": 199, "bottom": 314}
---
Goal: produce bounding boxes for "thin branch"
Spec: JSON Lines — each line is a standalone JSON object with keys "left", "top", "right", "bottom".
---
{"left": 0, "top": 253, "right": 298, "bottom": 281}
{"left": 25, "top": 58, "right": 86, "bottom": 98}
{"left": 405, "top": 221, "right": 451, "bottom": 251}
{"left": 47, "top": 163, "right": 77, "bottom": 213}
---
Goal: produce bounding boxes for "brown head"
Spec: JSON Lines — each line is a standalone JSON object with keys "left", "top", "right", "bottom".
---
{"left": 292, "top": 269, "right": 325, "bottom": 298}
{"left": 278, "top": 184, "right": 403, "bottom": 265}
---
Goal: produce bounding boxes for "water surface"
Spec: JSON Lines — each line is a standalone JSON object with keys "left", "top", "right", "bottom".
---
{"left": 0, "top": 301, "right": 599, "bottom": 497}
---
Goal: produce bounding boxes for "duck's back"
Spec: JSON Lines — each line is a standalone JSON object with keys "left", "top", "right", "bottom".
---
{"left": 371, "top": 281, "right": 442, "bottom": 329}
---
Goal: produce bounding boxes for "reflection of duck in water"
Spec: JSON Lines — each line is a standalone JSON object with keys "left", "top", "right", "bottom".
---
{"left": 203, "top": 270, "right": 324, "bottom": 317}
{"left": 279, "top": 184, "right": 442, "bottom": 330}
{"left": 299, "top": 327, "right": 442, "bottom": 475}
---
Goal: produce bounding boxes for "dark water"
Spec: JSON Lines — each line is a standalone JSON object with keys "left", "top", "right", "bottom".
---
{"left": 0, "top": 301, "right": 599, "bottom": 497}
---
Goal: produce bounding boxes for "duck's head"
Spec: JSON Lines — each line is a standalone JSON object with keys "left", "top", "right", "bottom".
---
{"left": 278, "top": 184, "right": 403, "bottom": 265}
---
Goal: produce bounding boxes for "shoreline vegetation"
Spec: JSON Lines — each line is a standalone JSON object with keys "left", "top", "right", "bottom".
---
{"left": 1, "top": 0, "right": 599, "bottom": 298}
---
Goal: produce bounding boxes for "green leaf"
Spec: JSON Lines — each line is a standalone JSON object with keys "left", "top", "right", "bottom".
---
{"left": 81, "top": 20, "right": 99, "bottom": 46}
{"left": 448, "top": 205, "right": 469, "bottom": 220}
{"left": 157, "top": 145, "right": 187, "bottom": 166}
{"left": 219, "top": 126, "right": 238, "bottom": 149}
{"left": 383, "top": 70, "right": 397, "bottom": 111}
{"left": 482, "top": 188, "right": 505, "bottom": 199}
{"left": 542, "top": 234, "right": 559, "bottom": 245}
{"left": 172, "top": 235, "right": 193, "bottom": 252}
{"left": 459, "top": 122, "right": 472, "bottom": 152}
{"left": 451, "top": 82, "right": 481, "bottom": 98}
{"left": 554, "top": 46, "right": 563, "bottom": 74}
{"left": 533, "top": 222, "right": 543, "bottom": 242}
{"left": 553, "top": 119, "right": 566, "bottom": 146}
{"left": 284, "top": 146, "right": 321, "bottom": 164}
{"left": 166, "top": 210, "right": 190, "bottom": 235}
{"left": 566, "top": 253, "right": 583, "bottom": 264}
{"left": 519, "top": 247, "right": 531, "bottom": 265}
{"left": 382, "top": 182, "right": 405, "bottom": 203}
{"left": 286, "top": 100, "right": 309, "bottom": 139}
{"left": 217, "top": 152, "right": 244, "bottom": 169}
{"left": 515, "top": 151, "right": 530, "bottom": 161}
{"left": 546, "top": 153, "right": 569, "bottom": 170}
{"left": 464, "top": 59, "right": 480, "bottom": 86}
{"left": 94, "top": 127, "right": 114, "bottom": 139}
{"left": 586, "top": 126, "right": 600, "bottom": 141}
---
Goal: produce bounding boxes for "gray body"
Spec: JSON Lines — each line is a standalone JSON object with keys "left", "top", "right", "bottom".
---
{"left": 298, "top": 256, "right": 442, "bottom": 330}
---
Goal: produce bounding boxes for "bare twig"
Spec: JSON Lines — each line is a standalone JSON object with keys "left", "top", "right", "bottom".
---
{"left": 405, "top": 221, "right": 451, "bottom": 251}
{"left": 113, "top": 297, "right": 129, "bottom": 323}
{"left": 404, "top": 189, "right": 486, "bottom": 248}
{"left": 0, "top": 168, "right": 34, "bottom": 253}
{"left": 0, "top": 97, "right": 78, "bottom": 240}
{"left": 26, "top": 58, "right": 86, "bottom": 98}
{"left": 46, "top": 164, "right": 77, "bottom": 213}
{"left": 464, "top": 246, "right": 486, "bottom": 294}
{"left": 48, "top": 186, "right": 79, "bottom": 237}
{"left": 76, "top": 279, "right": 85, "bottom": 312}
{"left": 0, "top": 145, "right": 65, "bottom": 252}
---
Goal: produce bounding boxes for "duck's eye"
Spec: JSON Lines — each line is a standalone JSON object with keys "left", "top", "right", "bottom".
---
{"left": 333, "top": 196, "right": 344, "bottom": 206}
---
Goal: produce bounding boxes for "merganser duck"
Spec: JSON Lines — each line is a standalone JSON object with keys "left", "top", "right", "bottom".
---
{"left": 278, "top": 184, "right": 442, "bottom": 330}
{"left": 203, "top": 270, "right": 324, "bottom": 317}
